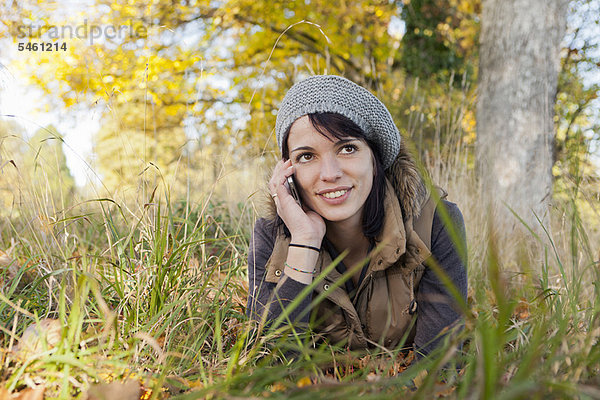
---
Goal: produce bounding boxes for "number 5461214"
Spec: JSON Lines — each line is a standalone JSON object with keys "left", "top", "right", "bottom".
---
{"left": 17, "top": 42, "right": 67, "bottom": 51}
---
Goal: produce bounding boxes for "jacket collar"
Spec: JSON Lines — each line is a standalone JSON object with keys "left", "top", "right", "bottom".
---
{"left": 369, "top": 179, "right": 408, "bottom": 271}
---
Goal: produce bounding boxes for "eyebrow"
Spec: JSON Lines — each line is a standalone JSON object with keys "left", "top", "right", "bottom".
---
{"left": 290, "top": 138, "right": 360, "bottom": 154}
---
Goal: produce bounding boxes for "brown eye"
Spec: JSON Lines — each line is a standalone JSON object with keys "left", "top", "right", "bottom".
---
{"left": 296, "top": 153, "right": 313, "bottom": 162}
{"left": 340, "top": 145, "right": 357, "bottom": 154}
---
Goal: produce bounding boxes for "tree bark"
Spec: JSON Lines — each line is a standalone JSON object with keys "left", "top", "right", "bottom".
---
{"left": 476, "top": 0, "right": 569, "bottom": 231}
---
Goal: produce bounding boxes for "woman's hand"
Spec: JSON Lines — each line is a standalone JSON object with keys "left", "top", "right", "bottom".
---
{"left": 268, "top": 159, "right": 325, "bottom": 246}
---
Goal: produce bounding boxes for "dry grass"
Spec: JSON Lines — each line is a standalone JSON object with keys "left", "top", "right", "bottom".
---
{"left": 1, "top": 94, "right": 599, "bottom": 398}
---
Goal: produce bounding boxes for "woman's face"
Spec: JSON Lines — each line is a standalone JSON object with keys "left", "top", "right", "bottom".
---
{"left": 287, "top": 115, "right": 374, "bottom": 226}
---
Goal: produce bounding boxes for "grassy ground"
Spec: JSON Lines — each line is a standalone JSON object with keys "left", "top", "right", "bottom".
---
{"left": 0, "top": 141, "right": 599, "bottom": 399}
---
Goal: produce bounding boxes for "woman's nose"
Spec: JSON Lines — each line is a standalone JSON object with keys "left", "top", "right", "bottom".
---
{"left": 319, "top": 155, "right": 342, "bottom": 181}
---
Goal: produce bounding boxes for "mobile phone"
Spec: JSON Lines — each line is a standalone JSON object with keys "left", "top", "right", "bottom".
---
{"left": 286, "top": 176, "right": 302, "bottom": 206}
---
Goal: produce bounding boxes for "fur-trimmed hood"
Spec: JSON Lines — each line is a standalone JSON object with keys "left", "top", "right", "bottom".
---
{"left": 262, "top": 138, "right": 430, "bottom": 223}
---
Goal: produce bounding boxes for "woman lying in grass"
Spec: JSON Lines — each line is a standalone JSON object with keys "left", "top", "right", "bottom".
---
{"left": 247, "top": 75, "right": 467, "bottom": 358}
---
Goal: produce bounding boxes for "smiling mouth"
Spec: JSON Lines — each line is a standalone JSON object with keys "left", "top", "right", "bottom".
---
{"left": 321, "top": 189, "right": 349, "bottom": 199}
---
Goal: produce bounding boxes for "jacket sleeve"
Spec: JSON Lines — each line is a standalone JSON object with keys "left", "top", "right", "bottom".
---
{"left": 413, "top": 200, "right": 468, "bottom": 358}
{"left": 246, "top": 218, "right": 313, "bottom": 327}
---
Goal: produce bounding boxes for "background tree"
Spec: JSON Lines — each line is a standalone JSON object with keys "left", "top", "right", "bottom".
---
{"left": 399, "top": 0, "right": 479, "bottom": 80}
{"left": 7, "top": 1, "right": 480, "bottom": 187}
{"left": 554, "top": 0, "right": 600, "bottom": 179}
{"left": 476, "top": 0, "right": 570, "bottom": 230}
{"left": 2, "top": 0, "right": 597, "bottom": 211}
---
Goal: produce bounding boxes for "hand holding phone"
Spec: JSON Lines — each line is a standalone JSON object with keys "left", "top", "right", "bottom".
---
{"left": 269, "top": 159, "right": 325, "bottom": 243}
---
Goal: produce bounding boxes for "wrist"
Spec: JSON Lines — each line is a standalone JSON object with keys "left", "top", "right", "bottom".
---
{"left": 289, "top": 243, "right": 320, "bottom": 252}
{"left": 290, "top": 234, "right": 323, "bottom": 248}
{"left": 283, "top": 262, "right": 314, "bottom": 284}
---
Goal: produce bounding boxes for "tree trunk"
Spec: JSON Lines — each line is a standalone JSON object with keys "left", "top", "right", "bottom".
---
{"left": 476, "top": 0, "right": 568, "bottom": 231}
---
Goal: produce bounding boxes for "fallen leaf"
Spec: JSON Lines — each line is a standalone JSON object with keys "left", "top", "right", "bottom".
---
{"left": 366, "top": 372, "right": 380, "bottom": 382}
{"left": 69, "top": 250, "right": 81, "bottom": 261}
{"left": 269, "top": 382, "right": 286, "bottom": 392}
{"left": 413, "top": 369, "right": 428, "bottom": 388}
{"left": 86, "top": 380, "right": 140, "bottom": 400}
{"left": 514, "top": 298, "right": 530, "bottom": 320}
{"left": 434, "top": 382, "right": 456, "bottom": 397}
{"left": 296, "top": 376, "right": 312, "bottom": 387}
{"left": 13, "top": 319, "right": 61, "bottom": 360}
{"left": 12, "top": 386, "right": 45, "bottom": 400}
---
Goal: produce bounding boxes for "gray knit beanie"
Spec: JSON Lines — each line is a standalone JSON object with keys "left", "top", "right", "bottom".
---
{"left": 275, "top": 75, "right": 400, "bottom": 169}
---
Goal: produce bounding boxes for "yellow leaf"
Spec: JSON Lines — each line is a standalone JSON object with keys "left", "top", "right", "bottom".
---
{"left": 413, "top": 369, "right": 428, "bottom": 388}
{"left": 296, "top": 376, "right": 312, "bottom": 387}
{"left": 270, "top": 382, "right": 286, "bottom": 392}
{"left": 459, "top": 0, "right": 475, "bottom": 14}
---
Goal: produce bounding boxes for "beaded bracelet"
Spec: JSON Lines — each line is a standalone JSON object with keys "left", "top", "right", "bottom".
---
{"left": 289, "top": 243, "right": 320, "bottom": 252}
{"left": 284, "top": 262, "right": 315, "bottom": 275}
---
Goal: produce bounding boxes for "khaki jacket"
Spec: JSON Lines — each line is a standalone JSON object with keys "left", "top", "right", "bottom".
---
{"left": 262, "top": 175, "right": 443, "bottom": 349}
